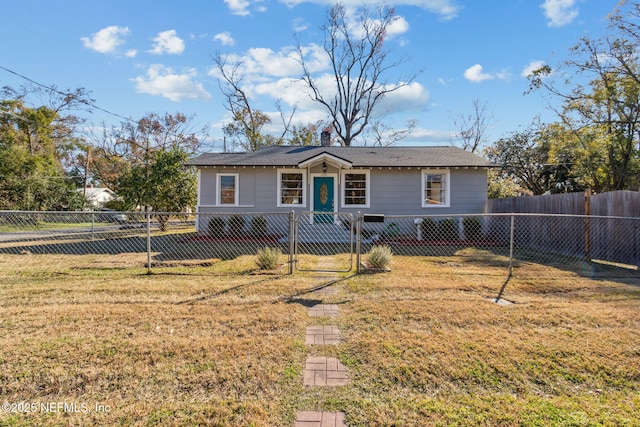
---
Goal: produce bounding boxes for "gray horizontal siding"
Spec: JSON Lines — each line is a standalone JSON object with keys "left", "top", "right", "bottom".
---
{"left": 197, "top": 167, "right": 487, "bottom": 216}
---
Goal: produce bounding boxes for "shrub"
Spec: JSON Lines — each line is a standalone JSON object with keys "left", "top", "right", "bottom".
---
{"left": 250, "top": 216, "right": 268, "bottom": 237}
{"left": 382, "top": 222, "right": 400, "bottom": 239}
{"left": 228, "top": 215, "right": 246, "bottom": 235}
{"left": 463, "top": 217, "right": 482, "bottom": 241}
{"left": 420, "top": 218, "right": 439, "bottom": 240}
{"left": 366, "top": 245, "right": 393, "bottom": 269}
{"left": 208, "top": 217, "right": 226, "bottom": 237}
{"left": 439, "top": 219, "right": 459, "bottom": 241}
{"left": 255, "top": 247, "right": 282, "bottom": 270}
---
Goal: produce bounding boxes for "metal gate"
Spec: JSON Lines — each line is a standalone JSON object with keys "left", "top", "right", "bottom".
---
{"left": 294, "top": 212, "right": 355, "bottom": 272}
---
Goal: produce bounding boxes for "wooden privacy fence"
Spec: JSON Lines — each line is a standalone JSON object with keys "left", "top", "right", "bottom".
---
{"left": 487, "top": 190, "right": 640, "bottom": 267}
{"left": 486, "top": 190, "right": 640, "bottom": 217}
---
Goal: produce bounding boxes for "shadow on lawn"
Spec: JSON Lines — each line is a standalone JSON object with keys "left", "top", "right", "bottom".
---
{"left": 0, "top": 232, "right": 287, "bottom": 262}
{"left": 1, "top": 231, "right": 639, "bottom": 287}
{"left": 176, "top": 275, "right": 282, "bottom": 305}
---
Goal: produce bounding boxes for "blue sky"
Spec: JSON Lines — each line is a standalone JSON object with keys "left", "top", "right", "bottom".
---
{"left": 0, "top": 0, "right": 618, "bottom": 151}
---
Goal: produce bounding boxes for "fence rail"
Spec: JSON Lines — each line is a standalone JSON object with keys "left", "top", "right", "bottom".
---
{"left": 0, "top": 210, "right": 638, "bottom": 276}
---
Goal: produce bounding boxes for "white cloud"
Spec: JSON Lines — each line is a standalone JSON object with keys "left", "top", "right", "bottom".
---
{"left": 377, "top": 81, "right": 430, "bottom": 112}
{"left": 252, "top": 73, "right": 429, "bottom": 118}
{"left": 150, "top": 30, "right": 185, "bottom": 55}
{"left": 387, "top": 15, "right": 410, "bottom": 36}
{"left": 409, "top": 127, "right": 453, "bottom": 142}
{"left": 296, "top": 44, "right": 330, "bottom": 74}
{"left": 125, "top": 49, "right": 138, "bottom": 58}
{"left": 248, "top": 48, "right": 302, "bottom": 77}
{"left": 496, "top": 69, "right": 511, "bottom": 80}
{"left": 133, "top": 64, "right": 211, "bottom": 102}
{"left": 81, "top": 26, "right": 130, "bottom": 54}
{"left": 225, "top": 0, "right": 252, "bottom": 15}
{"left": 463, "top": 64, "right": 494, "bottom": 83}
{"left": 210, "top": 45, "right": 319, "bottom": 82}
{"left": 463, "top": 64, "right": 510, "bottom": 83}
{"left": 279, "top": 0, "right": 461, "bottom": 21}
{"left": 293, "top": 18, "right": 309, "bottom": 32}
{"left": 214, "top": 32, "right": 235, "bottom": 46}
{"left": 522, "top": 60, "right": 546, "bottom": 78}
{"left": 541, "top": 0, "right": 579, "bottom": 27}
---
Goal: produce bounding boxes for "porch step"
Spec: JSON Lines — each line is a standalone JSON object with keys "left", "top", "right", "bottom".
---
{"left": 299, "top": 223, "right": 354, "bottom": 243}
{"left": 280, "top": 223, "right": 357, "bottom": 244}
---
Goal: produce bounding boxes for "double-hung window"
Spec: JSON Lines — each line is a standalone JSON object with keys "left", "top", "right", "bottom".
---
{"left": 342, "top": 170, "right": 370, "bottom": 208}
{"left": 422, "top": 170, "right": 450, "bottom": 207}
{"left": 217, "top": 173, "right": 239, "bottom": 206}
{"left": 278, "top": 169, "right": 306, "bottom": 207}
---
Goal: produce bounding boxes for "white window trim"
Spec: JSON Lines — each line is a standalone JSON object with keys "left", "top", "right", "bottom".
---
{"left": 277, "top": 168, "right": 307, "bottom": 207}
{"left": 421, "top": 169, "right": 450, "bottom": 208}
{"left": 217, "top": 173, "right": 239, "bottom": 206}
{"left": 341, "top": 169, "right": 370, "bottom": 208}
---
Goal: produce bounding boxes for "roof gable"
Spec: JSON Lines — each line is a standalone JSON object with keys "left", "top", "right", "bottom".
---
{"left": 297, "top": 151, "right": 353, "bottom": 169}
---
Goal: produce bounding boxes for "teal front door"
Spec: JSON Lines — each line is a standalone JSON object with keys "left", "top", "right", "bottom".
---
{"left": 313, "top": 176, "right": 334, "bottom": 223}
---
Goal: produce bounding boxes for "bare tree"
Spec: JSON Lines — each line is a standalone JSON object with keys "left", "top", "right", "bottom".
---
{"left": 214, "top": 54, "right": 295, "bottom": 151}
{"left": 297, "top": 3, "right": 418, "bottom": 146}
{"left": 367, "top": 117, "right": 417, "bottom": 146}
{"left": 451, "top": 99, "right": 494, "bottom": 153}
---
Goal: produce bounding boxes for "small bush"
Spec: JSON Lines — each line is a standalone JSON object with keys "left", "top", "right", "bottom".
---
{"left": 228, "top": 215, "right": 246, "bottom": 235}
{"left": 255, "top": 247, "right": 282, "bottom": 270}
{"left": 420, "top": 218, "right": 439, "bottom": 240}
{"left": 382, "top": 222, "right": 400, "bottom": 239}
{"left": 366, "top": 245, "right": 393, "bottom": 269}
{"left": 250, "top": 216, "right": 268, "bottom": 237}
{"left": 439, "top": 219, "right": 459, "bottom": 241}
{"left": 208, "top": 217, "right": 226, "bottom": 237}
{"left": 463, "top": 217, "right": 482, "bottom": 241}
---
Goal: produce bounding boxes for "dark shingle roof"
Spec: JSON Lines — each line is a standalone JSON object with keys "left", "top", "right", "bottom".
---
{"left": 187, "top": 145, "right": 495, "bottom": 168}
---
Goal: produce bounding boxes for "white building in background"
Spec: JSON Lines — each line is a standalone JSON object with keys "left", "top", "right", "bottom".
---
{"left": 78, "top": 187, "right": 118, "bottom": 209}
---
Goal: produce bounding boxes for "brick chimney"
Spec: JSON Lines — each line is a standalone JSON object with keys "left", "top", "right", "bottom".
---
{"left": 320, "top": 125, "right": 333, "bottom": 147}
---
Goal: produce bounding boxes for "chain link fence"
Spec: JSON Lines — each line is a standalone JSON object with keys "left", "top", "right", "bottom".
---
{"left": 0, "top": 210, "right": 638, "bottom": 277}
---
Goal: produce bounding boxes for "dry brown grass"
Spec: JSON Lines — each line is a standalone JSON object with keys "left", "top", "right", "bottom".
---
{"left": 1, "top": 250, "right": 639, "bottom": 426}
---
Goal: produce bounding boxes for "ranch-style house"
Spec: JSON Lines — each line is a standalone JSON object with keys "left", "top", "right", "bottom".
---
{"left": 186, "top": 144, "right": 495, "bottom": 233}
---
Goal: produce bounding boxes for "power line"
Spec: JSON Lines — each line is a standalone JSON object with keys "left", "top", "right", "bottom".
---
{"left": 0, "top": 64, "right": 136, "bottom": 124}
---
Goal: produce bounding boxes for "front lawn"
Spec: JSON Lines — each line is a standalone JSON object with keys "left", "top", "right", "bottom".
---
{"left": 0, "top": 251, "right": 638, "bottom": 426}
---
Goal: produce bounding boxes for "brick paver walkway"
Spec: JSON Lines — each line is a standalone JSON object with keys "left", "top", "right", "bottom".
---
{"left": 308, "top": 303, "right": 339, "bottom": 318}
{"left": 297, "top": 258, "right": 348, "bottom": 425}
{"left": 305, "top": 326, "right": 341, "bottom": 345}
{"left": 294, "top": 411, "right": 346, "bottom": 427}
{"left": 312, "top": 285, "right": 338, "bottom": 295}
{"left": 303, "top": 356, "right": 350, "bottom": 386}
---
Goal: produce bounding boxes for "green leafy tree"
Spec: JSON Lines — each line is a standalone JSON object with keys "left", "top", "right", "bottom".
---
{"left": 94, "top": 112, "right": 203, "bottom": 228}
{"left": 485, "top": 123, "right": 550, "bottom": 196}
{"left": 287, "top": 123, "right": 321, "bottom": 146}
{"left": 528, "top": 2, "right": 640, "bottom": 191}
{"left": 538, "top": 122, "right": 594, "bottom": 193}
{"left": 487, "top": 170, "right": 522, "bottom": 199}
{"left": 117, "top": 147, "right": 196, "bottom": 230}
{"left": 91, "top": 112, "right": 205, "bottom": 203}
{"left": 0, "top": 98, "right": 84, "bottom": 210}
{"left": 222, "top": 108, "right": 282, "bottom": 151}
